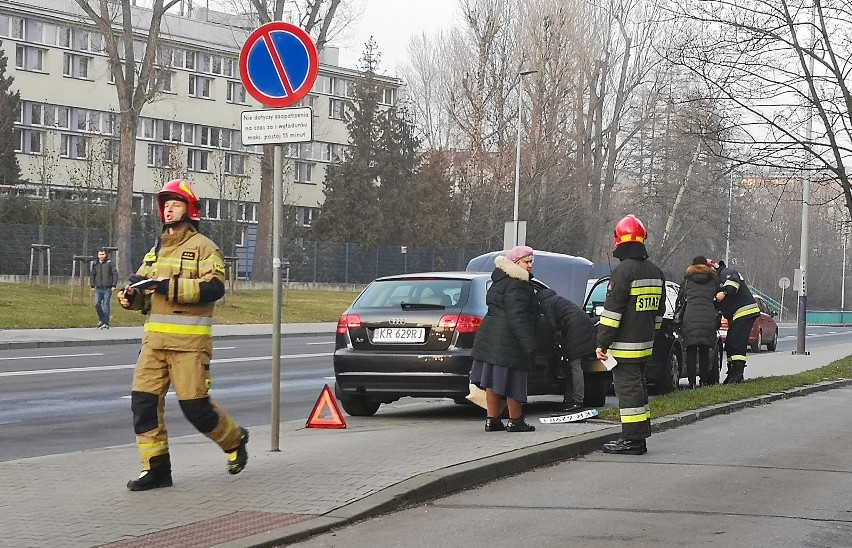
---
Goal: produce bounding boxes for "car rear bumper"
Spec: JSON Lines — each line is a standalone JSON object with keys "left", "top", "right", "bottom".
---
{"left": 334, "top": 348, "right": 473, "bottom": 400}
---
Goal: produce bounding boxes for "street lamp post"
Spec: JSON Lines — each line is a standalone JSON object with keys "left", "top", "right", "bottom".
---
{"left": 725, "top": 171, "right": 734, "bottom": 265}
{"left": 507, "top": 68, "right": 537, "bottom": 249}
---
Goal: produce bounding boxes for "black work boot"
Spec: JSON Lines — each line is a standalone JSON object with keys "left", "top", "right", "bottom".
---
{"left": 506, "top": 416, "right": 536, "bottom": 432}
{"left": 723, "top": 363, "right": 745, "bottom": 384}
{"left": 226, "top": 427, "right": 250, "bottom": 475}
{"left": 127, "top": 454, "right": 173, "bottom": 491}
{"left": 485, "top": 417, "right": 505, "bottom": 432}
{"left": 602, "top": 438, "right": 647, "bottom": 455}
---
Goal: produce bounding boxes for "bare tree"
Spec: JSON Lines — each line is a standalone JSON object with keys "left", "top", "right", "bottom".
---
{"left": 667, "top": 0, "right": 852, "bottom": 224}
{"left": 74, "top": 0, "right": 181, "bottom": 275}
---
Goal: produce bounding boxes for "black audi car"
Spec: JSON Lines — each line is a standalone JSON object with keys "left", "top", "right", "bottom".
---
{"left": 333, "top": 252, "right": 612, "bottom": 416}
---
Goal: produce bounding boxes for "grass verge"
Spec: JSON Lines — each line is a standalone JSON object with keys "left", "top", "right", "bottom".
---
{"left": 0, "top": 282, "right": 359, "bottom": 329}
{"left": 597, "top": 356, "right": 852, "bottom": 421}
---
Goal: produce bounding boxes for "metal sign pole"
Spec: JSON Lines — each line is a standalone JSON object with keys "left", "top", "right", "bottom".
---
{"left": 271, "top": 143, "right": 284, "bottom": 452}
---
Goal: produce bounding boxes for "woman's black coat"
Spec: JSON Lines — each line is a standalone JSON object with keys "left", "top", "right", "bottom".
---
{"left": 471, "top": 255, "right": 539, "bottom": 370}
{"left": 676, "top": 263, "right": 718, "bottom": 348}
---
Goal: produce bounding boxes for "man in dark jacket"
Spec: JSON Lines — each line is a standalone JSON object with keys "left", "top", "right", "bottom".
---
{"left": 714, "top": 260, "right": 760, "bottom": 384}
{"left": 90, "top": 248, "right": 118, "bottom": 329}
{"left": 596, "top": 215, "right": 665, "bottom": 455}
{"left": 535, "top": 285, "right": 596, "bottom": 412}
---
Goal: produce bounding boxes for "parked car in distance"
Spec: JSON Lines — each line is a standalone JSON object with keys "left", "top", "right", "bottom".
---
{"left": 333, "top": 251, "right": 612, "bottom": 416}
{"left": 718, "top": 294, "right": 778, "bottom": 352}
{"left": 584, "top": 276, "right": 724, "bottom": 392}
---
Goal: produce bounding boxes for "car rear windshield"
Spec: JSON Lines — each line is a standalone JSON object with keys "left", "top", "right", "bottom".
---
{"left": 353, "top": 278, "right": 471, "bottom": 309}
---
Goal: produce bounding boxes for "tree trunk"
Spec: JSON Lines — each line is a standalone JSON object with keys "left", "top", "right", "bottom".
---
{"left": 252, "top": 145, "right": 274, "bottom": 281}
{"left": 114, "top": 114, "right": 137, "bottom": 277}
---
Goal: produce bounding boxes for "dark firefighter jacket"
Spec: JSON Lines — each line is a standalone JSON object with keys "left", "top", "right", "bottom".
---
{"left": 597, "top": 251, "right": 666, "bottom": 364}
{"left": 716, "top": 266, "right": 760, "bottom": 321}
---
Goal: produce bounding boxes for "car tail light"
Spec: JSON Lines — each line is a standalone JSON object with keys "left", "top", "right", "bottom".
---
{"left": 438, "top": 314, "right": 483, "bottom": 334}
{"left": 337, "top": 314, "right": 362, "bottom": 334}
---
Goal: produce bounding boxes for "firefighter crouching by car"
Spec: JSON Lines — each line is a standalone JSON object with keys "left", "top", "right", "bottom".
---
{"left": 713, "top": 260, "right": 760, "bottom": 384}
{"left": 596, "top": 214, "right": 665, "bottom": 455}
{"left": 118, "top": 179, "right": 249, "bottom": 491}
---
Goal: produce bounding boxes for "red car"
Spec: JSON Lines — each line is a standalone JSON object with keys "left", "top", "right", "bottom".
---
{"left": 719, "top": 295, "right": 779, "bottom": 352}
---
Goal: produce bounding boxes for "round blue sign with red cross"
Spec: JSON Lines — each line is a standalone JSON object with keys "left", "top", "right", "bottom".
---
{"left": 239, "top": 22, "right": 319, "bottom": 108}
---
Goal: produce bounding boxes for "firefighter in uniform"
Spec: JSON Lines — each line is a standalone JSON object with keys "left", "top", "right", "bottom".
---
{"left": 118, "top": 179, "right": 249, "bottom": 491}
{"left": 596, "top": 215, "right": 665, "bottom": 455}
{"left": 714, "top": 260, "right": 760, "bottom": 384}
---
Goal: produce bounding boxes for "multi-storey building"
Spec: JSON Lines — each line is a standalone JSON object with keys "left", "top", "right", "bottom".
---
{"left": 1, "top": 0, "right": 400, "bottom": 268}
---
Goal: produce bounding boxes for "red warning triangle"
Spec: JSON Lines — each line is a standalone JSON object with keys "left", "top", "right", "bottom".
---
{"left": 306, "top": 384, "right": 347, "bottom": 429}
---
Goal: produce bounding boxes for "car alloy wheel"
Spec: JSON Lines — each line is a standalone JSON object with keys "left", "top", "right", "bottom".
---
{"left": 751, "top": 330, "right": 763, "bottom": 353}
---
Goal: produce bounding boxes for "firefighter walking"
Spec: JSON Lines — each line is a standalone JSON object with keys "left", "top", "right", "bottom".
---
{"left": 118, "top": 179, "right": 249, "bottom": 491}
{"left": 596, "top": 215, "right": 666, "bottom": 455}
{"left": 714, "top": 260, "right": 760, "bottom": 384}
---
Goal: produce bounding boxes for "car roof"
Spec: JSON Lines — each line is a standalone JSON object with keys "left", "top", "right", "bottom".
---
{"left": 466, "top": 250, "right": 593, "bottom": 304}
{"left": 373, "top": 271, "right": 491, "bottom": 282}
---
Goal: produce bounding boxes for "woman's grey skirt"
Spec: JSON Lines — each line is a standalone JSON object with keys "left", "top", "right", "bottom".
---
{"left": 469, "top": 359, "right": 528, "bottom": 403}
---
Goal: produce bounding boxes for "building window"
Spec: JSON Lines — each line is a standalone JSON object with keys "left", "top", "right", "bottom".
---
{"left": 60, "top": 134, "right": 88, "bottom": 159}
{"left": 56, "top": 106, "right": 70, "bottom": 129}
{"left": 187, "top": 148, "right": 210, "bottom": 172}
{"left": 9, "top": 17, "right": 23, "bottom": 40}
{"left": 15, "top": 44, "right": 45, "bottom": 71}
{"left": 189, "top": 75, "right": 212, "bottom": 99}
{"left": 328, "top": 98, "right": 345, "bottom": 120}
{"left": 12, "top": 128, "right": 21, "bottom": 152}
{"left": 201, "top": 198, "right": 220, "bottom": 219}
{"left": 297, "top": 94, "right": 317, "bottom": 109}
{"left": 382, "top": 87, "right": 397, "bottom": 105}
{"left": 298, "top": 206, "right": 317, "bottom": 227}
{"left": 141, "top": 118, "right": 154, "bottom": 139}
{"left": 224, "top": 153, "right": 245, "bottom": 175}
{"left": 147, "top": 144, "right": 169, "bottom": 167}
{"left": 200, "top": 126, "right": 222, "bottom": 147}
{"left": 223, "top": 58, "right": 235, "bottom": 77}
{"left": 183, "top": 123, "right": 195, "bottom": 144}
{"left": 151, "top": 70, "right": 173, "bottom": 93}
{"left": 237, "top": 202, "right": 257, "bottom": 222}
{"left": 227, "top": 81, "right": 246, "bottom": 104}
{"left": 294, "top": 161, "right": 314, "bottom": 183}
{"left": 28, "top": 102, "right": 43, "bottom": 126}
{"left": 184, "top": 49, "right": 195, "bottom": 70}
{"left": 63, "top": 53, "right": 91, "bottom": 79}
{"left": 27, "top": 129, "right": 43, "bottom": 154}
{"left": 103, "top": 139, "right": 119, "bottom": 163}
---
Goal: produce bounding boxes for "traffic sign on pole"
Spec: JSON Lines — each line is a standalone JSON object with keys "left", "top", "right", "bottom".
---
{"left": 239, "top": 22, "right": 319, "bottom": 108}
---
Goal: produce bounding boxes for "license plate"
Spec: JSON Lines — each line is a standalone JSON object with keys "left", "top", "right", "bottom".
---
{"left": 372, "top": 327, "right": 425, "bottom": 343}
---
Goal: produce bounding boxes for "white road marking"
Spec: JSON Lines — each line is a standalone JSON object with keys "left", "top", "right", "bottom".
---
{"left": 0, "top": 352, "right": 104, "bottom": 361}
{"left": 306, "top": 341, "right": 334, "bottom": 345}
{"left": 0, "top": 352, "right": 333, "bottom": 377}
{"left": 213, "top": 346, "right": 236, "bottom": 350}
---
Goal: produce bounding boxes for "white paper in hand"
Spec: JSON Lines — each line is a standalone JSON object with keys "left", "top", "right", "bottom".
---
{"left": 129, "top": 278, "right": 159, "bottom": 290}
{"left": 601, "top": 354, "right": 618, "bottom": 371}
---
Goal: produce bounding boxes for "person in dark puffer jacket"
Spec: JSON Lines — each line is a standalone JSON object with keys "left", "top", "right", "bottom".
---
{"left": 470, "top": 245, "right": 539, "bottom": 433}
{"left": 675, "top": 256, "right": 719, "bottom": 388}
{"left": 535, "top": 285, "right": 596, "bottom": 412}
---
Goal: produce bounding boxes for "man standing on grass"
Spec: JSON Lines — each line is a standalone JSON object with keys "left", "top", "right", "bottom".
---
{"left": 90, "top": 248, "right": 118, "bottom": 329}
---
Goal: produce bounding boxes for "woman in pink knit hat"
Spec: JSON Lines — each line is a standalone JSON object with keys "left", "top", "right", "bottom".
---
{"left": 469, "top": 245, "right": 538, "bottom": 432}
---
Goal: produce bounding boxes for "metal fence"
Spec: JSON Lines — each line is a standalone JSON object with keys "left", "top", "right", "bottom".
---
{"left": 0, "top": 223, "right": 489, "bottom": 284}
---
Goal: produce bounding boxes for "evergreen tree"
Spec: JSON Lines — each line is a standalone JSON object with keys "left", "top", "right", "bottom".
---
{"left": 0, "top": 39, "right": 22, "bottom": 187}
{"left": 314, "top": 38, "right": 385, "bottom": 244}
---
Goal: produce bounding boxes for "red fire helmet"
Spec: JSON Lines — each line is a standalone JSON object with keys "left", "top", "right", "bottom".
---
{"left": 157, "top": 179, "right": 201, "bottom": 223}
{"left": 613, "top": 214, "right": 647, "bottom": 247}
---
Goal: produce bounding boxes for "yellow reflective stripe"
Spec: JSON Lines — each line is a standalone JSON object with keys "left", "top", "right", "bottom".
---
{"left": 143, "top": 252, "right": 157, "bottom": 263}
{"left": 733, "top": 305, "right": 760, "bottom": 320}
{"left": 621, "top": 410, "right": 651, "bottom": 423}
{"left": 609, "top": 348, "right": 653, "bottom": 359}
{"left": 138, "top": 441, "right": 168, "bottom": 458}
{"left": 145, "top": 322, "right": 213, "bottom": 335}
{"left": 630, "top": 286, "right": 663, "bottom": 296}
{"left": 729, "top": 355, "right": 747, "bottom": 362}
{"left": 722, "top": 279, "right": 740, "bottom": 290}
{"left": 654, "top": 321, "right": 662, "bottom": 329}
{"left": 600, "top": 317, "right": 620, "bottom": 328}
{"left": 178, "top": 278, "right": 199, "bottom": 303}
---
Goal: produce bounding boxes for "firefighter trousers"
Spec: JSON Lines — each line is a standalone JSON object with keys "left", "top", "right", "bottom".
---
{"left": 724, "top": 315, "right": 758, "bottom": 366}
{"left": 130, "top": 344, "right": 242, "bottom": 471}
{"left": 611, "top": 360, "right": 651, "bottom": 441}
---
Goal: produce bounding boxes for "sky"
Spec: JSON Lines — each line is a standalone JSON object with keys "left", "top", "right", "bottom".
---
{"left": 333, "top": 0, "right": 460, "bottom": 74}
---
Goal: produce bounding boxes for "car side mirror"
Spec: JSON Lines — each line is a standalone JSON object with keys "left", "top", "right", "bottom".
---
{"left": 770, "top": 310, "right": 778, "bottom": 317}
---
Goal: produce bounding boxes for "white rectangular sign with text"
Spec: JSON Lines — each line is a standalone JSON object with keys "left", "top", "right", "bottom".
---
{"left": 240, "top": 107, "right": 313, "bottom": 145}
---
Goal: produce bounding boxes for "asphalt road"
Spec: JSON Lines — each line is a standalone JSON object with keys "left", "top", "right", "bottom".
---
{"left": 1, "top": 324, "right": 848, "bottom": 462}
{"left": 294, "top": 378, "right": 852, "bottom": 547}
{"left": 0, "top": 335, "right": 337, "bottom": 461}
